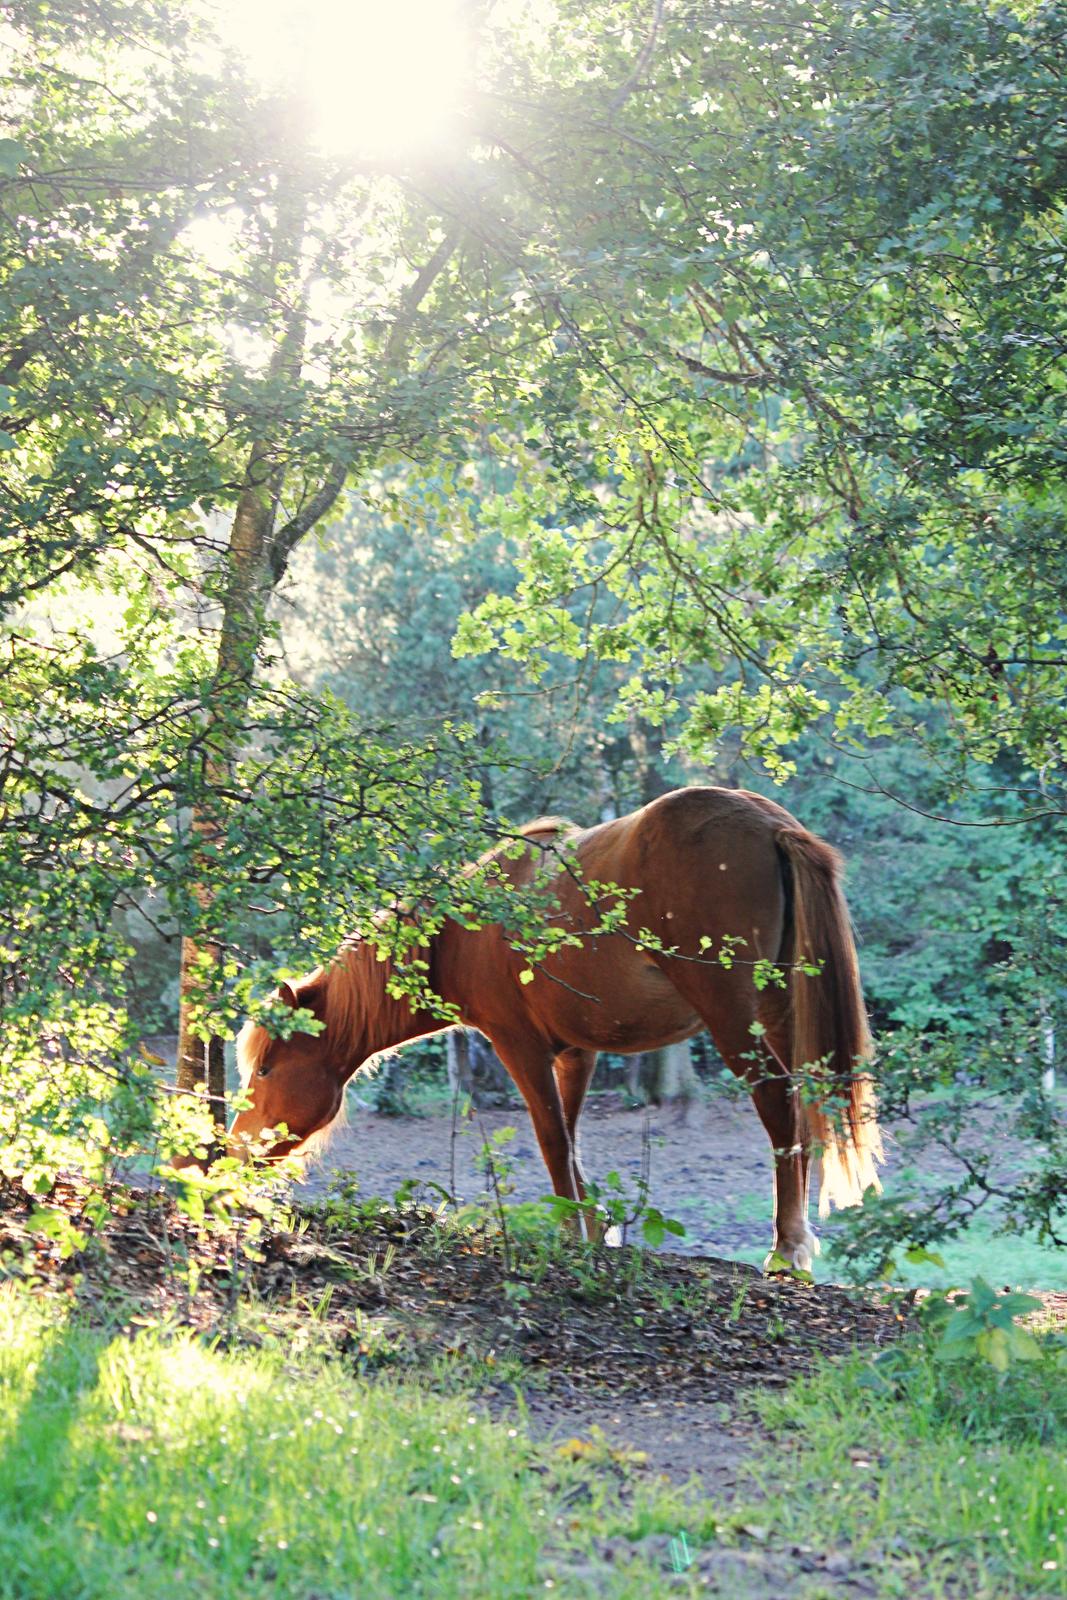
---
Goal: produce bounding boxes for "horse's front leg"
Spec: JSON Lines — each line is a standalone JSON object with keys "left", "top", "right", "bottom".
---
{"left": 554, "top": 1047, "right": 615, "bottom": 1244}
{"left": 553, "top": 1047, "right": 598, "bottom": 1199}
{"left": 490, "top": 1033, "right": 593, "bottom": 1239}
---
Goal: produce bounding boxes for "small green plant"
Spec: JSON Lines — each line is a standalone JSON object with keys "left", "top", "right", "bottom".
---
{"left": 474, "top": 1125, "right": 519, "bottom": 1197}
{"left": 25, "top": 1205, "right": 88, "bottom": 1261}
{"left": 546, "top": 1168, "right": 686, "bottom": 1251}
{"left": 474, "top": 1123, "right": 519, "bottom": 1272}
{"left": 922, "top": 1276, "right": 1044, "bottom": 1371}
{"left": 726, "top": 1278, "right": 750, "bottom": 1326}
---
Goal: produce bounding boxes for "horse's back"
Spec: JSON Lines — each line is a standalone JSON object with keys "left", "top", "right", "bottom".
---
{"left": 581, "top": 785, "right": 798, "bottom": 885}
{"left": 451, "top": 788, "right": 798, "bottom": 1054}
{"left": 487, "top": 786, "right": 798, "bottom": 914}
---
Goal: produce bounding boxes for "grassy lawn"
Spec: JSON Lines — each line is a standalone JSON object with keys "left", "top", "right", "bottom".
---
{"left": 717, "top": 1222, "right": 1066, "bottom": 1290}
{"left": 821, "top": 1211, "right": 1067, "bottom": 1292}
{"left": 0, "top": 1286, "right": 689, "bottom": 1600}
{"left": 750, "top": 1340, "right": 1067, "bottom": 1599}
{"left": 689, "top": 1177, "right": 1066, "bottom": 1292}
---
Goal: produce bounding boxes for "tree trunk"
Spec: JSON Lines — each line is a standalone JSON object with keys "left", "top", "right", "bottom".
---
{"left": 446, "top": 1028, "right": 511, "bottom": 1107}
{"left": 174, "top": 182, "right": 308, "bottom": 1116}
{"left": 627, "top": 717, "right": 671, "bottom": 806}
{"left": 446, "top": 1029, "right": 473, "bottom": 1097}
{"left": 173, "top": 449, "right": 275, "bottom": 1107}
{"left": 626, "top": 1041, "right": 697, "bottom": 1111}
{"left": 172, "top": 182, "right": 456, "bottom": 1127}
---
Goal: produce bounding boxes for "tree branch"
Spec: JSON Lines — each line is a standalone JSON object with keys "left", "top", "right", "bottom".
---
{"left": 608, "top": 0, "right": 666, "bottom": 111}
{"left": 620, "top": 317, "right": 773, "bottom": 388}
{"left": 383, "top": 231, "right": 458, "bottom": 366}
{"left": 269, "top": 460, "right": 349, "bottom": 581}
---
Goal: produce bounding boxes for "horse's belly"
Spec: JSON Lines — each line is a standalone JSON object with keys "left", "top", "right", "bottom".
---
{"left": 540, "top": 945, "right": 701, "bottom": 1054}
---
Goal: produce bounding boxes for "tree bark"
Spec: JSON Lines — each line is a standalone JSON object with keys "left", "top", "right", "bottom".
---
{"left": 626, "top": 1041, "right": 697, "bottom": 1111}
{"left": 172, "top": 190, "right": 458, "bottom": 1126}
{"left": 627, "top": 717, "right": 671, "bottom": 806}
{"left": 446, "top": 1028, "right": 512, "bottom": 1107}
{"left": 174, "top": 443, "right": 276, "bottom": 1108}
{"left": 174, "top": 183, "right": 308, "bottom": 1114}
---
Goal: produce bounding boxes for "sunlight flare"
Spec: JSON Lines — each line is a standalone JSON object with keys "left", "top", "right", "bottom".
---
{"left": 216, "top": 0, "right": 471, "bottom": 158}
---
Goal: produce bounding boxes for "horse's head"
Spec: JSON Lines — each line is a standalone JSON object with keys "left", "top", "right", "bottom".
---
{"left": 229, "top": 979, "right": 345, "bottom": 1160}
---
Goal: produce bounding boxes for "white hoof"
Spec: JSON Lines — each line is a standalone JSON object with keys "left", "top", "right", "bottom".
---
{"left": 764, "top": 1233, "right": 819, "bottom": 1276}
{"left": 791, "top": 1242, "right": 814, "bottom": 1274}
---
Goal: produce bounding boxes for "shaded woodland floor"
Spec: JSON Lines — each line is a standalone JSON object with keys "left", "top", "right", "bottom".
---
{"left": 296, "top": 1086, "right": 1064, "bottom": 1289}
{"left": 0, "top": 1179, "right": 903, "bottom": 1416}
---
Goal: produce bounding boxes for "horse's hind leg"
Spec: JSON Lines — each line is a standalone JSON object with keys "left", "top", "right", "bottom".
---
{"left": 720, "top": 1020, "right": 816, "bottom": 1271}
{"left": 761, "top": 1020, "right": 817, "bottom": 1268}
{"left": 668, "top": 977, "right": 817, "bottom": 1272}
{"left": 752, "top": 1070, "right": 818, "bottom": 1273}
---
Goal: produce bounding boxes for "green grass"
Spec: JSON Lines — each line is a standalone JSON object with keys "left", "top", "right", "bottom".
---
{"left": 821, "top": 1209, "right": 1067, "bottom": 1291}
{"left": 690, "top": 1176, "right": 1066, "bottom": 1291}
{"left": 712, "top": 1221, "right": 1066, "bottom": 1290}
{"left": 0, "top": 1286, "right": 693, "bottom": 1600}
{"left": 747, "top": 1337, "right": 1067, "bottom": 1598}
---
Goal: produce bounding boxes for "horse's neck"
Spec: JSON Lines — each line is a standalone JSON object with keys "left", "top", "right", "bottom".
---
{"left": 342, "top": 938, "right": 448, "bottom": 1067}
{"left": 359, "top": 989, "right": 433, "bottom": 1061}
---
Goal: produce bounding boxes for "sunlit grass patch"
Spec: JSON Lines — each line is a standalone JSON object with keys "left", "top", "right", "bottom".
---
{"left": 829, "top": 1217, "right": 1066, "bottom": 1292}
{"left": 746, "top": 1335, "right": 1067, "bottom": 1598}
{"left": 0, "top": 1286, "right": 696, "bottom": 1600}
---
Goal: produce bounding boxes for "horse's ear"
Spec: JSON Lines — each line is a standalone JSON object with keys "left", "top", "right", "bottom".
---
{"left": 277, "top": 981, "right": 298, "bottom": 1009}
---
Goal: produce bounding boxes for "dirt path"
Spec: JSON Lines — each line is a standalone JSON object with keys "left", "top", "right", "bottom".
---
{"left": 298, "top": 1090, "right": 793, "bottom": 1262}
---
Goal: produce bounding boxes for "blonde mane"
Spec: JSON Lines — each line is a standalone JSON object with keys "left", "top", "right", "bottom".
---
{"left": 233, "top": 954, "right": 369, "bottom": 1164}
{"left": 323, "top": 942, "right": 411, "bottom": 1064}
{"left": 235, "top": 939, "right": 414, "bottom": 1093}
{"left": 235, "top": 1017, "right": 272, "bottom": 1088}
{"left": 236, "top": 828, "right": 573, "bottom": 1096}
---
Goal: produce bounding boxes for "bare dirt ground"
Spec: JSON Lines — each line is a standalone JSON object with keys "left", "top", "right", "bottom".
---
{"left": 297, "top": 1089, "right": 802, "bottom": 1262}
{"left": 294, "top": 1082, "right": 1046, "bottom": 1271}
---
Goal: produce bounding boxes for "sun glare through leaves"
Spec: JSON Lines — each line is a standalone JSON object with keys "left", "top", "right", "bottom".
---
{"left": 216, "top": 0, "right": 471, "bottom": 158}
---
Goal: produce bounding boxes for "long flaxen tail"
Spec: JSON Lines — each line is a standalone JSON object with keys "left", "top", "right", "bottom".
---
{"left": 776, "top": 828, "right": 883, "bottom": 1216}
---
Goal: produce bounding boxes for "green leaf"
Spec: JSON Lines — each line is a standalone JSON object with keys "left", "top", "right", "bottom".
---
{"left": 997, "top": 1292, "right": 1043, "bottom": 1318}
{"left": 905, "top": 1246, "right": 946, "bottom": 1269}
{"left": 977, "top": 1327, "right": 1010, "bottom": 1372}
{"left": 642, "top": 1216, "right": 666, "bottom": 1247}
{"left": 0, "top": 138, "right": 28, "bottom": 176}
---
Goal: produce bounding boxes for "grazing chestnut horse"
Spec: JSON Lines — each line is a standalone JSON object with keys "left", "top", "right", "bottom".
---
{"left": 232, "top": 787, "right": 881, "bottom": 1270}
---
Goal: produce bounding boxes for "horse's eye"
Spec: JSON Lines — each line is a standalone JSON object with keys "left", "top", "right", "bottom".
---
{"left": 258, "top": 1063, "right": 274, "bottom": 1079}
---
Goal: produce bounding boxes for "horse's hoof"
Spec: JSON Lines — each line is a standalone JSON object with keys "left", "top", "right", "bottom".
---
{"left": 763, "top": 1247, "right": 815, "bottom": 1280}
